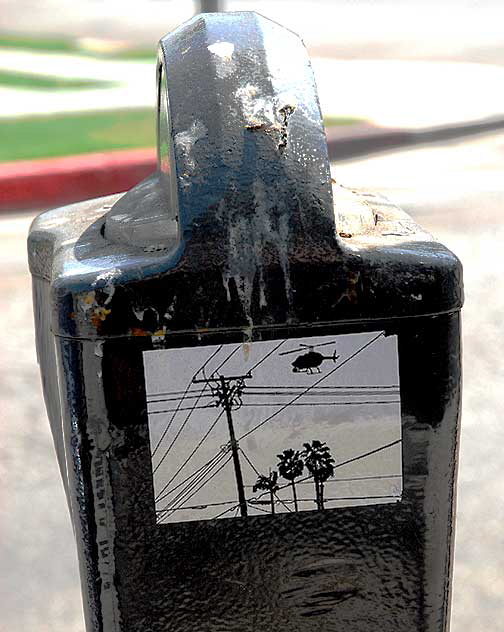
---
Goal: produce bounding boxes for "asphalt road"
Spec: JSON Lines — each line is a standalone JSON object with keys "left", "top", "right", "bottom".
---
{"left": 1, "top": 130, "right": 503, "bottom": 631}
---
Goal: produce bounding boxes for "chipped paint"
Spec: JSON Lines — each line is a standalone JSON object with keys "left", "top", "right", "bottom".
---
{"left": 337, "top": 271, "right": 361, "bottom": 305}
{"left": 236, "top": 83, "right": 276, "bottom": 127}
{"left": 174, "top": 120, "right": 207, "bottom": 176}
{"left": 238, "top": 82, "right": 296, "bottom": 152}
{"left": 81, "top": 291, "right": 96, "bottom": 313}
{"left": 91, "top": 307, "right": 111, "bottom": 328}
{"left": 208, "top": 41, "right": 234, "bottom": 60}
{"left": 208, "top": 41, "right": 236, "bottom": 78}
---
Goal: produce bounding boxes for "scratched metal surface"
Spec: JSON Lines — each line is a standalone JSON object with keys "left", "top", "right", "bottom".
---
{"left": 28, "top": 12, "right": 462, "bottom": 632}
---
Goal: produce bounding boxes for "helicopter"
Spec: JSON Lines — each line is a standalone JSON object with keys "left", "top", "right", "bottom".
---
{"left": 279, "top": 340, "right": 340, "bottom": 374}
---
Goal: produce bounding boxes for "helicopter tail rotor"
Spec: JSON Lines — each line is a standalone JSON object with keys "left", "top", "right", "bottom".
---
{"left": 321, "top": 350, "right": 340, "bottom": 363}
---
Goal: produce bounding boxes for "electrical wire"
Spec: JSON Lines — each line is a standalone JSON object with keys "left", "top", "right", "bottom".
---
{"left": 237, "top": 331, "right": 385, "bottom": 442}
{"left": 150, "top": 345, "right": 222, "bottom": 458}
{"left": 248, "top": 338, "right": 287, "bottom": 372}
{"left": 155, "top": 410, "right": 225, "bottom": 499}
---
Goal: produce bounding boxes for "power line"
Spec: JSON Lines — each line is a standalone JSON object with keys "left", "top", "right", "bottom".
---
{"left": 211, "top": 502, "right": 240, "bottom": 520}
{"left": 148, "top": 392, "right": 214, "bottom": 405}
{"left": 157, "top": 450, "right": 229, "bottom": 514}
{"left": 298, "top": 474, "right": 402, "bottom": 483}
{"left": 238, "top": 400, "right": 400, "bottom": 407}
{"left": 244, "top": 390, "right": 398, "bottom": 397}
{"left": 249, "top": 503, "right": 271, "bottom": 514}
{"left": 153, "top": 385, "right": 213, "bottom": 474}
{"left": 155, "top": 409, "right": 225, "bottom": 498}
{"left": 193, "top": 344, "right": 224, "bottom": 380}
{"left": 161, "top": 454, "right": 233, "bottom": 520}
{"left": 150, "top": 345, "right": 222, "bottom": 458}
{"left": 323, "top": 495, "right": 400, "bottom": 502}
{"left": 150, "top": 382, "right": 192, "bottom": 458}
{"left": 213, "top": 344, "right": 241, "bottom": 374}
{"left": 190, "top": 441, "right": 403, "bottom": 520}
{"left": 239, "top": 447, "right": 292, "bottom": 513}
{"left": 180, "top": 331, "right": 388, "bottom": 506}
{"left": 157, "top": 499, "right": 236, "bottom": 513}
{"left": 248, "top": 338, "right": 287, "bottom": 372}
{"left": 149, "top": 403, "right": 217, "bottom": 415}
{"left": 156, "top": 449, "right": 225, "bottom": 503}
{"left": 237, "top": 331, "right": 385, "bottom": 442}
{"left": 253, "top": 494, "right": 401, "bottom": 506}
{"left": 249, "top": 438, "right": 402, "bottom": 505}
{"left": 334, "top": 438, "right": 402, "bottom": 470}
{"left": 244, "top": 473, "right": 402, "bottom": 487}
{"left": 147, "top": 388, "right": 207, "bottom": 400}
{"left": 248, "top": 384, "right": 399, "bottom": 390}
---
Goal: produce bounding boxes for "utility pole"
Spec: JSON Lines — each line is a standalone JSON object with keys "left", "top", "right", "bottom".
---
{"left": 193, "top": 372, "right": 251, "bottom": 517}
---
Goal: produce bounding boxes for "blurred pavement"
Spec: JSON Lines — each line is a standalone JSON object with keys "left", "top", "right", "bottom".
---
{"left": 2, "top": 1, "right": 504, "bottom": 65}
{"left": 2, "top": 48, "right": 504, "bottom": 130}
{"left": 1, "top": 130, "right": 503, "bottom": 631}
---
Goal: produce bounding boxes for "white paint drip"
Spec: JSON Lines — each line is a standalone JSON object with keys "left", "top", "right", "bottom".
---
{"left": 236, "top": 83, "right": 276, "bottom": 126}
{"left": 221, "top": 178, "right": 292, "bottom": 320}
{"left": 174, "top": 120, "right": 207, "bottom": 175}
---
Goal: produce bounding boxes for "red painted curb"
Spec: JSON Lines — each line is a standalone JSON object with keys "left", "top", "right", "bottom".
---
{"left": 2, "top": 116, "right": 502, "bottom": 212}
{"left": 0, "top": 148, "right": 156, "bottom": 212}
{"left": 0, "top": 129, "right": 386, "bottom": 212}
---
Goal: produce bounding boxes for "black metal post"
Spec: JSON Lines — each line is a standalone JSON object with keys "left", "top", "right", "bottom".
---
{"left": 198, "top": 0, "right": 224, "bottom": 13}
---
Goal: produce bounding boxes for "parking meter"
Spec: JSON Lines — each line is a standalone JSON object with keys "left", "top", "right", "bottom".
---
{"left": 28, "top": 11, "right": 462, "bottom": 632}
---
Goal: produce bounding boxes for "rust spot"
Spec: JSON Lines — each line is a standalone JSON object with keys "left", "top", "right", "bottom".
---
{"left": 337, "top": 271, "right": 360, "bottom": 305}
{"left": 339, "top": 232, "right": 353, "bottom": 239}
{"left": 91, "top": 307, "right": 111, "bottom": 328}
{"left": 245, "top": 122, "right": 267, "bottom": 131}
{"left": 130, "top": 327, "right": 147, "bottom": 336}
{"left": 278, "top": 104, "right": 295, "bottom": 153}
{"left": 83, "top": 292, "right": 95, "bottom": 306}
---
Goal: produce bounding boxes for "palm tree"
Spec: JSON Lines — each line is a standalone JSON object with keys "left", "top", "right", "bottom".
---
{"left": 277, "top": 448, "right": 304, "bottom": 512}
{"left": 253, "top": 470, "right": 279, "bottom": 514}
{"left": 301, "top": 440, "right": 335, "bottom": 511}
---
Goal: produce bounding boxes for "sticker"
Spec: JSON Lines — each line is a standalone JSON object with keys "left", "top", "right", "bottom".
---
{"left": 143, "top": 331, "right": 402, "bottom": 524}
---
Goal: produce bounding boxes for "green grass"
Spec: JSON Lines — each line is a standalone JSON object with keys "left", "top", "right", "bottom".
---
{"left": 0, "top": 33, "right": 155, "bottom": 61}
{"left": 0, "top": 108, "right": 366, "bottom": 162}
{"left": 323, "top": 116, "right": 365, "bottom": 127}
{"left": 1, "top": 108, "right": 156, "bottom": 162}
{"left": 0, "top": 33, "right": 77, "bottom": 53}
{"left": 0, "top": 70, "right": 114, "bottom": 91}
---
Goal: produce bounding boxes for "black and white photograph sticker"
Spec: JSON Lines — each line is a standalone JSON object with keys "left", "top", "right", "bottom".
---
{"left": 143, "top": 331, "right": 402, "bottom": 524}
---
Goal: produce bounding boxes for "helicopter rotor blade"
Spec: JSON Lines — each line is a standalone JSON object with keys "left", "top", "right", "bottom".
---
{"left": 278, "top": 339, "right": 339, "bottom": 356}
{"left": 278, "top": 348, "right": 304, "bottom": 356}
{"left": 309, "top": 339, "right": 340, "bottom": 350}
